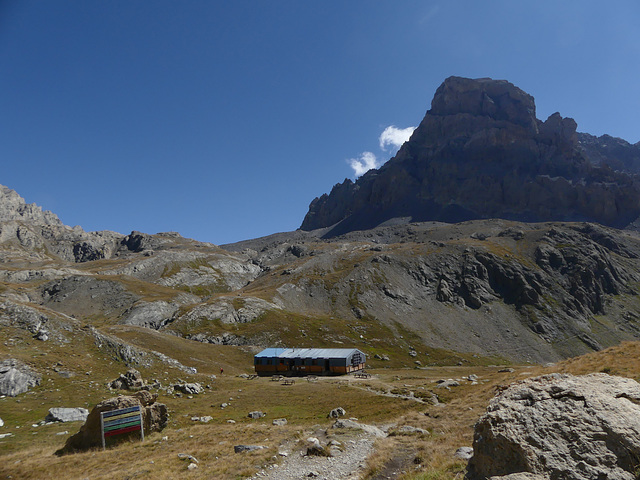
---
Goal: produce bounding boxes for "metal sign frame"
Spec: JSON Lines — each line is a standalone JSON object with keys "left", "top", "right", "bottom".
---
{"left": 100, "top": 405, "right": 144, "bottom": 449}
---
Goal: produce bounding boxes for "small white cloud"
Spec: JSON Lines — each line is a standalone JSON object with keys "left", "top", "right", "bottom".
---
{"left": 379, "top": 125, "right": 416, "bottom": 152}
{"left": 348, "top": 151, "right": 380, "bottom": 178}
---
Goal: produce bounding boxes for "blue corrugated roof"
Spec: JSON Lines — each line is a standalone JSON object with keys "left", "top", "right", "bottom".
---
{"left": 255, "top": 348, "right": 363, "bottom": 359}
{"left": 255, "top": 348, "right": 288, "bottom": 358}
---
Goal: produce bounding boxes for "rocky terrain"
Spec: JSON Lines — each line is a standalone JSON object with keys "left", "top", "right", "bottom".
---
{"left": 301, "top": 77, "right": 640, "bottom": 236}
{"left": 2, "top": 184, "right": 640, "bottom": 369}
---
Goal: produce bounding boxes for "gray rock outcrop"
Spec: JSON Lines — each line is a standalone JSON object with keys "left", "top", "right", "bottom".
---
{"left": 0, "top": 185, "right": 63, "bottom": 226}
{"left": 45, "top": 407, "right": 89, "bottom": 423}
{"left": 467, "top": 373, "right": 640, "bottom": 480}
{"left": 109, "top": 368, "right": 147, "bottom": 390}
{"left": 0, "top": 359, "right": 41, "bottom": 397}
{"left": 173, "top": 383, "right": 203, "bottom": 395}
{"left": 119, "top": 301, "right": 178, "bottom": 330}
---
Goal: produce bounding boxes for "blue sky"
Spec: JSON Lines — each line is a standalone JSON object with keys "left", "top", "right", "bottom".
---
{"left": 1, "top": 1, "right": 639, "bottom": 245}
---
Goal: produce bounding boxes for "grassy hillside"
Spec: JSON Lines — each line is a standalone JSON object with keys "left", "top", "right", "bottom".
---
{"left": 3, "top": 321, "right": 640, "bottom": 479}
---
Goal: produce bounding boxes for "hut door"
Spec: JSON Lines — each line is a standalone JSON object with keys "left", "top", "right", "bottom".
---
{"left": 324, "top": 359, "right": 330, "bottom": 372}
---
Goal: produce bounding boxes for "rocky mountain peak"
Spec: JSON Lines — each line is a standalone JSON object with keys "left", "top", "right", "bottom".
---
{"left": 0, "top": 184, "right": 63, "bottom": 226}
{"left": 429, "top": 76, "right": 538, "bottom": 132}
{"left": 301, "top": 76, "right": 640, "bottom": 236}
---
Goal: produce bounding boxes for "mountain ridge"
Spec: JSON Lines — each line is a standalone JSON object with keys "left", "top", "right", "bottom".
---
{"left": 301, "top": 76, "right": 640, "bottom": 237}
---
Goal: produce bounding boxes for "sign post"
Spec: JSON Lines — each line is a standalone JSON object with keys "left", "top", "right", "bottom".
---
{"left": 100, "top": 405, "right": 144, "bottom": 450}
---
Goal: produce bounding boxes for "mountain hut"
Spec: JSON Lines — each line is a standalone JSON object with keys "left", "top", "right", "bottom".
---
{"left": 253, "top": 348, "right": 366, "bottom": 376}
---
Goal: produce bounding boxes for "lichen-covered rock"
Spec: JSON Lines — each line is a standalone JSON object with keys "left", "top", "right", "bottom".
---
{"left": 466, "top": 373, "right": 640, "bottom": 480}
{"left": 56, "top": 390, "right": 167, "bottom": 455}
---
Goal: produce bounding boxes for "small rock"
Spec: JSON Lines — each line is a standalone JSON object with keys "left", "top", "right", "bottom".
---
{"left": 455, "top": 446, "right": 474, "bottom": 460}
{"left": 248, "top": 411, "right": 265, "bottom": 419}
{"left": 187, "top": 463, "right": 198, "bottom": 470}
{"left": 399, "top": 425, "right": 428, "bottom": 434}
{"left": 177, "top": 453, "right": 199, "bottom": 463}
{"left": 498, "top": 368, "right": 515, "bottom": 373}
{"left": 35, "top": 331, "right": 49, "bottom": 342}
{"left": 306, "top": 442, "right": 327, "bottom": 457}
{"left": 227, "top": 420, "right": 236, "bottom": 424}
{"left": 436, "top": 379, "right": 460, "bottom": 388}
{"left": 328, "top": 407, "right": 346, "bottom": 419}
{"left": 200, "top": 416, "right": 212, "bottom": 423}
{"left": 468, "top": 374, "right": 479, "bottom": 382}
{"left": 234, "top": 445, "right": 264, "bottom": 453}
{"left": 272, "top": 418, "right": 287, "bottom": 426}
{"left": 0, "top": 417, "right": 4, "bottom": 428}
{"left": 308, "top": 471, "right": 319, "bottom": 477}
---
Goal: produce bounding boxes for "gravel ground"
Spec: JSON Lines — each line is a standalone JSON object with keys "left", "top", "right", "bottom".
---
{"left": 251, "top": 435, "right": 376, "bottom": 480}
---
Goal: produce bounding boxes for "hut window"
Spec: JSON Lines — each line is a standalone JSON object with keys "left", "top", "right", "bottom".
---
{"left": 352, "top": 352, "right": 363, "bottom": 366}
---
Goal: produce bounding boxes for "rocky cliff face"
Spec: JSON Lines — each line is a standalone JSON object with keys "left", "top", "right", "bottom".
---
{"left": 301, "top": 77, "right": 640, "bottom": 236}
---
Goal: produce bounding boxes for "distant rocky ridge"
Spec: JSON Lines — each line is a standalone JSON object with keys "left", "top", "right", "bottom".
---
{"left": 0, "top": 185, "right": 63, "bottom": 226}
{"left": 301, "top": 76, "right": 640, "bottom": 237}
{"left": 578, "top": 132, "right": 640, "bottom": 174}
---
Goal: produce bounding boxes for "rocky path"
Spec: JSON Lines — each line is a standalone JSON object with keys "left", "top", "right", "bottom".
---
{"left": 251, "top": 434, "right": 376, "bottom": 480}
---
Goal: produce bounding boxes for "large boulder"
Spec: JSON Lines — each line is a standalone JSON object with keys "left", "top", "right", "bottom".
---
{"left": 466, "top": 373, "right": 640, "bottom": 480}
{"left": 56, "top": 390, "right": 168, "bottom": 455}
{"left": 0, "top": 359, "right": 41, "bottom": 397}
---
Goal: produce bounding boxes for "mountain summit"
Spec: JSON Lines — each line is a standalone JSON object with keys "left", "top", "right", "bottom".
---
{"left": 301, "top": 76, "right": 640, "bottom": 237}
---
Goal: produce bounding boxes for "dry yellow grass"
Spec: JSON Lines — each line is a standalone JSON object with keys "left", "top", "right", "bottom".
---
{"left": 3, "top": 327, "right": 640, "bottom": 480}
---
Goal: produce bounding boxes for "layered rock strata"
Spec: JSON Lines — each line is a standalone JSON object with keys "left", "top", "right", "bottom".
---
{"left": 302, "top": 76, "right": 640, "bottom": 236}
